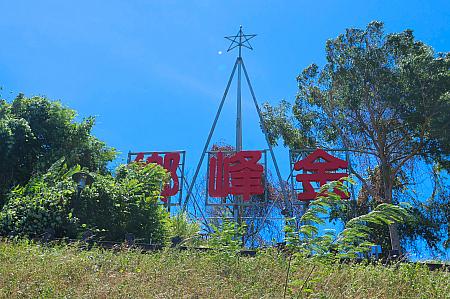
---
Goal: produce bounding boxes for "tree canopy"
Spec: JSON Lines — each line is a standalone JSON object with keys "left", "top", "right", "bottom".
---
{"left": 0, "top": 94, "right": 116, "bottom": 204}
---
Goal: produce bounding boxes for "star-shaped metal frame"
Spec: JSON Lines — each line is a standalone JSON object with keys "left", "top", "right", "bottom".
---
{"left": 225, "top": 26, "right": 257, "bottom": 55}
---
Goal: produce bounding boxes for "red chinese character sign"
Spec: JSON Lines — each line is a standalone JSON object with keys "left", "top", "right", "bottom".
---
{"left": 207, "top": 150, "right": 266, "bottom": 205}
{"left": 127, "top": 151, "right": 185, "bottom": 205}
{"left": 293, "top": 149, "right": 349, "bottom": 201}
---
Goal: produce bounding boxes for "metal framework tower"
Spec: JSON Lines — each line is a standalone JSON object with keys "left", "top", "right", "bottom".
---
{"left": 182, "top": 26, "right": 291, "bottom": 227}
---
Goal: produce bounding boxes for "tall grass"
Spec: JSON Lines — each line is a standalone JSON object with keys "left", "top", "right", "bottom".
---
{"left": 0, "top": 241, "right": 449, "bottom": 298}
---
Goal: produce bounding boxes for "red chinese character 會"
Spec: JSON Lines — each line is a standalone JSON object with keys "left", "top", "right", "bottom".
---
{"left": 208, "top": 151, "right": 264, "bottom": 201}
{"left": 294, "top": 149, "right": 349, "bottom": 201}
{"left": 134, "top": 152, "right": 180, "bottom": 202}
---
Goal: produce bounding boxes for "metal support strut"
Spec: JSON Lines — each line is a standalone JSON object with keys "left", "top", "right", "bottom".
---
{"left": 182, "top": 59, "right": 239, "bottom": 211}
{"left": 183, "top": 27, "right": 290, "bottom": 235}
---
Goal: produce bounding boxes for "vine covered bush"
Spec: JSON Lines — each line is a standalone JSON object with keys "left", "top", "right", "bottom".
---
{"left": 0, "top": 160, "right": 171, "bottom": 244}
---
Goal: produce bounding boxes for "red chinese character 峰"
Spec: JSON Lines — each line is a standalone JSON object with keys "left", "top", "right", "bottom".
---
{"left": 134, "top": 152, "right": 180, "bottom": 202}
{"left": 208, "top": 151, "right": 264, "bottom": 201}
{"left": 294, "top": 149, "right": 349, "bottom": 201}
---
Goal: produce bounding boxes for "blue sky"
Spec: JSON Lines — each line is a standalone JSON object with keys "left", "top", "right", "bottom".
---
{"left": 1, "top": 0, "right": 449, "bottom": 174}
{"left": 1, "top": 0, "right": 449, "bottom": 256}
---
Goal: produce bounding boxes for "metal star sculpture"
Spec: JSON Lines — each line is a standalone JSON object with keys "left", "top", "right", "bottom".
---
{"left": 225, "top": 26, "right": 257, "bottom": 57}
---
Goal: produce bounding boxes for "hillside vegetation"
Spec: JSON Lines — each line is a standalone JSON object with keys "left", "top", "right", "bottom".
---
{"left": 0, "top": 241, "right": 449, "bottom": 298}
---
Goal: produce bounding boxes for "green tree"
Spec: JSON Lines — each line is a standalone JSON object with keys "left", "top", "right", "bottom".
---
{"left": 0, "top": 94, "right": 116, "bottom": 205}
{"left": 0, "top": 160, "right": 171, "bottom": 244}
{"left": 262, "top": 21, "right": 449, "bottom": 252}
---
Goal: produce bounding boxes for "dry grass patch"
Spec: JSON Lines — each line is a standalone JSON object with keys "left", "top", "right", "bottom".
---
{"left": 0, "top": 241, "right": 449, "bottom": 298}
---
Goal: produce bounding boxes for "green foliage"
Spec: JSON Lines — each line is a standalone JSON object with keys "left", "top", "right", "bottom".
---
{"left": 0, "top": 161, "right": 171, "bottom": 244}
{"left": 75, "top": 162, "right": 170, "bottom": 243}
{"left": 0, "top": 94, "right": 116, "bottom": 205}
{"left": 285, "top": 179, "right": 411, "bottom": 259}
{"left": 264, "top": 21, "right": 450, "bottom": 161}
{"left": 338, "top": 203, "right": 411, "bottom": 257}
{"left": 0, "top": 160, "right": 80, "bottom": 238}
{"left": 284, "top": 179, "right": 412, "bottom": 297}
{"left": 209, "top": 220, "right": 246, "bottom": 256}
{"left": 168, "top": 212, "right": 201, "bottom": 245}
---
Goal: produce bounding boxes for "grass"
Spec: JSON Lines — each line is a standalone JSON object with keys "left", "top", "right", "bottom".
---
{"left": 0, "top": 241, "right": 449, "bottom": 298}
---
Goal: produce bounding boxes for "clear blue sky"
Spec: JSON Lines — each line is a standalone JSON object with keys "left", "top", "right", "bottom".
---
{"left": 1, "top": 0, "right": 449, "bottom": 173}
{"left": 1, "top": 0, "right": 449, "bottom": 258}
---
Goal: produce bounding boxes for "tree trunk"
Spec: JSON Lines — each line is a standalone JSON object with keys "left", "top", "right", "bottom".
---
{"left": 388, "top": 223, "right": 401, "bottom": 252}
{"left": 380, "top": 161, "right": 401, "bottom": 254}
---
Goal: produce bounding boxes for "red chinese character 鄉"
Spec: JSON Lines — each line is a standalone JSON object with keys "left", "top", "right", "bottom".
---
{"left": 134, "top": 152, "right": 180, "bottom": 202}
{"left": 294, "top": 149, "right": 349, "bottom": 201}
{"left": 208, "top": 151, "right": 264, "bottom": 201}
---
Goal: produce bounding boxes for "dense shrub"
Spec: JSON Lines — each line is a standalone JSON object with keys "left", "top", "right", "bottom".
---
{"left": 0, "top": 161, "right": 79, "bottom": 238}
{"left": 168, "top": 212, "right": 200, "bottom": 244}
{"left": 0, "top": 95, "right": 116, "bottom": 206}
{"left": 0, "top": 160, "right": 171, "bottom": 244}
{"left": 209, "top": 220, "right": 245, "bottom": 255}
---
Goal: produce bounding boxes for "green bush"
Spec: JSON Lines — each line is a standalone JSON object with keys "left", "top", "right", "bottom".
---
{"left": 285, "top": 178, "right": 410, "bottom": 260}
{"left": 0, "top": 160, "right": 171, "bottom": 244}
{"left": 0, "top": 161, "right": 79, "bottom": 238}
{"left": 209, "top": 220, "right": 246, "bottom": 256}
{"left": 0, "top": 95, "right": 116, "bottom": 206}
{"left": 168, "top": 212, "right": 200, "bottom": 244}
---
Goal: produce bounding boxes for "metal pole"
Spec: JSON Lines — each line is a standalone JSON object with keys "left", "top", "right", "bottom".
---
{"left": 182, "top": 58, "right": 239, "bottom": 212}
{"left": 346, "top": 150, "right": 357, "bottom": 218}
{"left": 179, "top": 151, "right": 186, "bottom": 206}
{"left": 238, "top": 26, "right": 242, "bottom": 59}
{"left": 183, "top": 176, "right": 212, "bottom": 233}
{"left": 241, "top": 59, "right": 291, "bottom": 214}
{"left": 235, "top": 56, "right": 243, "bottom": 226}
{"left": 236, "top": 60, "right": 242, "bottom": 152}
